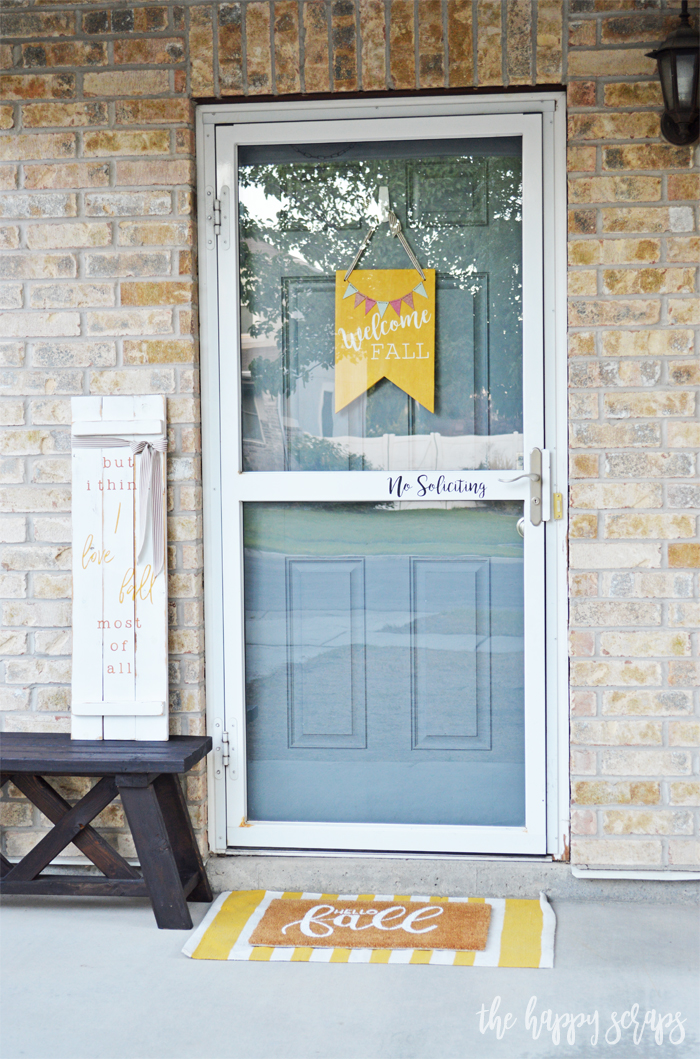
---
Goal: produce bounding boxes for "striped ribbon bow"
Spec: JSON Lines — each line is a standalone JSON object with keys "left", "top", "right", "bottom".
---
{"left": 71, "top": 434, "right": 167, "bottom": 576}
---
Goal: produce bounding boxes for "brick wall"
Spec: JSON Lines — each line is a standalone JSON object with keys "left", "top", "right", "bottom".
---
{"left": 0, "top": 1, "right": 698, "bottom": 870}
{"left": 566, "top": 3, "right": 700, "bottom": 870}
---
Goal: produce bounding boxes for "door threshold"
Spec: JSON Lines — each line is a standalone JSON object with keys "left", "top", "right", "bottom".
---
{"left": 224, "top": 847, "right": 553, "bottom": 862}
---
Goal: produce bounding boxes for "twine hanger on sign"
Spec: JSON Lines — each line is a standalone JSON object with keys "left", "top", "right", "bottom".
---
{"left": 343, "top": 186, "right": 426, "bottom": 282}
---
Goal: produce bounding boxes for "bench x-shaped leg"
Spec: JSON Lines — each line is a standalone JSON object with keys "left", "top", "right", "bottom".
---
{"left": 2, "top": 775, "right": 140, "bottom": 883}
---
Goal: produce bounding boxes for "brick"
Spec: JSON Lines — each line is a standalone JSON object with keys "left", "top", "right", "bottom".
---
{"left": 29, "top": 284, "right": 114, "bottom": 311}
{"left": 569, "top": 300, "right": 660, "bottom": 326}
{"left": 0, "top": 428, "right": 54, "bottom": 455}
{"left": 0, "top": 165, "right": 17, "bottom": 191}
{"left": 571, "top": 422, "right": 661, "bottom": 447}
{"left": 29, "top": 399, "right": 71, "bottom": 425}
{"left": 0, "top": 313, "right": 80, "bottom": 339}
{"left": 568, "top": 240, "right": 601, "bottom": 266}
{"left": 605, "top": 266, "right": 695, "bottom": 294}
{"left": 89, "top": 369, "right": 176, "bottom": 395}
{"left": 1, "top": 12, "right": 75, "bottom": 37}
{"left": 601, "top": 13, "right": 677, "bottom": 46}
{"left": 0, "top": 132, "right": 75, "bottom": 162}
{"left": 602, "top": 238, "right": 661, "bottom": 264}
{"left": 536, "top": 0, "right": 563, "bottom": 81}
{"left": 599, "top": 750, "right": 691, "bottom": 776}
{"left": 190, "top": 4, "right": 216, "bottom": 96}
{"left": 33, "top": 516, "right": 70, "bottom": 542}
{"left": 117, "top": 158, "right": 193, "bottom": 187}
{"left": 605, "top": 391, "right": 695, "bottom": 418}
{"left": 84, "top": 191, "right": 172, "bottom": 218}
{"left": 568, "top": 271, "right": 597, "bottom": 296}
{"left": 0, "top": 483, "right": 71, "bottom": 512}
{"left": 667, "top": 237, "right": 700, "bottom": 263}
{"left": 361, "top": 0, "right": 387, "bottom": 91}
{"left": 567, "top": 50, "right": 655, "bottom": 78}
{"left": 83, "top": 71, "right": 170, "bottom": 98}
{"left": 570, "top": 541, "right": 661, "bottom": 570}
{"left": 114, "top": 38, "right": 186, "bottom": 65}
{"left": 603, "top": 811, "right": 692, "bottom": 836}
{"left": 605, "top": 453, "right": 693, "bottom": 481}
{"left": 570, "top": 453, "right": 599, "bottom": 478}
{"left": 34, "top": 572, "right": 72, "bottom": 598}
{"left": 85, "top": 309, "right": 172, "bottom": 336}
{"left": 21, "top": 42, "right": 108, "bottom": 69}
{"left": 0, "top": 193, "right": 79, "bottom": 220}
{"left": 477, "top": 0, "right": 501, "bottom": 87}
{"left": 668, "top": 299, "right": 700, "bottom": 326}
{"left": 85, "top": 252, "right": 171, "bottom": 278}
{"left": 0, "top": 544, "right": 71, "bottom": 570}
{"left": 0, "top": 686, "right": 30, "bottom": 712}
{"left": 5, "top": 658, "right": 71, "bottom": 684}
{"left": 567, "top": 80, "right": 595, "bottom": 107}
{"left": 0, "top": 75, "right": 74, "bottom": 101}
{"left": 669, "top": 783, "right": 700, "bottom": 807}
{"left": 603, "top": 691, "right": 691, "bottom": 717}
{"left": 0, "top": 101, "right": 13, "bottom": 130}
{"left": 668, "top": 422, "right": 700, "bottom": 447}
{"left": 3, "top": 600, "right": 71, "bottom": 627}
{"left": 567, "top": 145, "right": 596, "bottom": 172}
{"left": 418, "top": 0, "right": 444, "bottom": 89}
{"left": 668, "top": 841, "right": 700, "bottom": 867}
{"left": 0, "top": 287, "right": 22, "bottom": 310}
{"left": 115, "top": 100, "right": 192, "bottom": 125}
{"left": 603, "top": 82, "right": 662, "bottom": 108}
{"left": 571, "top": 839, "right": 662, "bottom": 867}
{"left": 568, "top": 113, "right": 659, "bottom": 141}
{"left": 0, "top": 344, "right": 24, "bottom": 370}
{"left": 121, "top": 282, "right": 191, "bottom": 306}
{"left": 603, "top": 570, "right": 693, "bottom": 600}
{"left": 569, "top": 176, "right": 661, "bottom": 204}
{"left": 602, "top": 330, "right": 692, "bottom": 357}
{"left": 24, "top": 163, "right": 110, "bottom": 191}
{"left": 605, "top": 514, "right": 695, "bottom": 540}
{"left": 0, "top": 227, "right": 20, "bottom": 250}
{"left": 21, "top": 102, "right": 108, "bottom": 128}
{"left": 26, "top": 223, "right": 111, "bottom": 250}
{"left": 117, "top": 221, "right": 192, "bottom": 247}
{"left": 0, "top": 516, "right": 26, "bottom": 540}
{"left": 600, "top": 630, "right": 691, "bottom": 658}
{"left": 667, "top": 485, "right": 700, "bottom": 509}
{"left": 571, "top": 599, "right": 661, "bottom": 626}
{"left": 668, "top": 659, "right": 700, "bottom": 686}
{"left": 83, "top": 130, "right": 171, "bottom": 157}
{"left": 603, "top": 145, "right": 693, "bottom": 171}
{"left": 123, "top": 338, "right": 195, "bottom": 364}
{"left": 32, "top": 341, "right": 116, "bottom": 368}
{"left": 0, "top": 629, "right": 27, "bottom": 654}
{"left": 669, "top": 721, "right": 700, "bottom": 747}
{"left": 571, "top": 660, "right": 661, "bottom": 687}
{"left": 246, "top": 1, "right": 272, "bottom": 95}
{"left": 668, "top": 544, "right": 700, "bottom": 569}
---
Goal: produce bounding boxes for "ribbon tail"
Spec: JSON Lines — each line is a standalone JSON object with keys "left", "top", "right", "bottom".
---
{"left": 137, "top": 445, "right": 152, "bottom": 562}
{"left": 151, "top": 449, "right": 164, "bottom": 577}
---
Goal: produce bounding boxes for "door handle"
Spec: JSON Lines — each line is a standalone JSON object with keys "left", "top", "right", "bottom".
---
{"left": 499, "top": 449, "right": 544, "bottom": 526}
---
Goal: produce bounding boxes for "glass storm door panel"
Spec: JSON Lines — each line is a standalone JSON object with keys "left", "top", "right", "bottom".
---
{"left": 216, "top": 113, "right": 546, "bottom": 854}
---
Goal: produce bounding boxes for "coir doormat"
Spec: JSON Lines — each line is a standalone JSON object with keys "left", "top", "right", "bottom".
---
{"left": 183, "top": 891, "right": 555, "bottom": 967}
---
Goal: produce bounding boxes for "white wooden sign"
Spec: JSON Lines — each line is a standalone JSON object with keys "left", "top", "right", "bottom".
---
{"left": 71, "top": 396, "right": 169, "bottom": 740}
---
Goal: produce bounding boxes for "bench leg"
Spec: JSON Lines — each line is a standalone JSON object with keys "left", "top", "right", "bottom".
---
{"left": 118, "top": 777, "right": 193, "bottom": 930}
{"left": 153, "top": 774, "right": 213, "bottom": 903}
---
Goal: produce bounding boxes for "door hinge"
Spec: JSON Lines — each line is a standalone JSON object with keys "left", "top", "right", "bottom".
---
{"left": 221, "top": 730, "right": 230, "bottom": 768}
{"left": 204, "top": 185, "right": 230, "bottom": 250}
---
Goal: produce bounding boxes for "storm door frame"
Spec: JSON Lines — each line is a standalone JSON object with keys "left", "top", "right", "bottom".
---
{"left": 196, "top": 93, "right": 569, "bottom": 859}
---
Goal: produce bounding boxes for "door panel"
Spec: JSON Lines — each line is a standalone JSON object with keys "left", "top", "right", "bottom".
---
{"left": 215, "top": 112, "right": 546, "bottom": 853}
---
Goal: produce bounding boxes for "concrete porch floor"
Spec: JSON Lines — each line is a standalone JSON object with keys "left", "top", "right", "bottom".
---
{"left": 0, "top": 896, "right": 698, "bottom": 1059}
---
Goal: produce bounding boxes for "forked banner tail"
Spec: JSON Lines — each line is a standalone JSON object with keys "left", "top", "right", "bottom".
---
{"left": 335, "top": 268, "right": 436, "bottom": 412}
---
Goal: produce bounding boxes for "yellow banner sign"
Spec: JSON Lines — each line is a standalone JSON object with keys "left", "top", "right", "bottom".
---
{"left": 334, "top": 268, "right": 436, "bottom": 413}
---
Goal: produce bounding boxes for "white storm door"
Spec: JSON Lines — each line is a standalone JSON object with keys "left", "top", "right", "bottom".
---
{"left": 215, "top": 111, "right": 547, "bottom": 854}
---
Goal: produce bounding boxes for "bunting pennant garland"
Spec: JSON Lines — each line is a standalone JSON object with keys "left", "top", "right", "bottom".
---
{"left": 334, "top": 268, "right": 436, "bottom": 413}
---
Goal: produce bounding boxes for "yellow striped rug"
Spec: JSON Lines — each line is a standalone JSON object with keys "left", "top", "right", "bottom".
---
{"left": 183, "top": 891, "right": 555, "bottom": 967}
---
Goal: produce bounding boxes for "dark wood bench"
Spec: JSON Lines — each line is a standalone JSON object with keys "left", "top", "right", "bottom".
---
{"left": 0, "top": 732, "right": 213, "bottom": 929}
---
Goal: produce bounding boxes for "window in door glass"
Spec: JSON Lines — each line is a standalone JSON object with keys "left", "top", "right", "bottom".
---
{"left": 237, "top": 138, "right": 523, "bottom": 472}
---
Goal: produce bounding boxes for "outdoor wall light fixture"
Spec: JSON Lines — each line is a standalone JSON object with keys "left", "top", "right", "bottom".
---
{"left": 646, "top": 1, "right": 699, "bottom": 145}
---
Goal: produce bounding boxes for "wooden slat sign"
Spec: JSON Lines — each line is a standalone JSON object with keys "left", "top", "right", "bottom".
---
{"left": 71, "top": 396, "right": 169, "bottom": 740}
